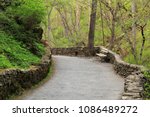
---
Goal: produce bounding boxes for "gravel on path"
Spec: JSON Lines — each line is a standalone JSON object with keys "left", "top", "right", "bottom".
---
{"left": 21, "top": 55, "right": 124, "bottom": 100}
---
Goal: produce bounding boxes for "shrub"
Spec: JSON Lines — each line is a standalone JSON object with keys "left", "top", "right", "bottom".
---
{"left": 10, "top": 0, "right": 46, "bottom": 29}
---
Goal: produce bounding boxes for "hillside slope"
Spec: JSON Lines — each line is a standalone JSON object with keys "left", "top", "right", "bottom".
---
{"left": 0, "top": 0, "right": 46, "bottom": 69}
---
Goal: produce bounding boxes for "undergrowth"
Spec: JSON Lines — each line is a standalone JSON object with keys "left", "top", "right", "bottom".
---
{"left": 0, "top": 31, "right": 40, "bottom": 69}
{"left": 0, "top": 0, "right": 46, "bottom": 69}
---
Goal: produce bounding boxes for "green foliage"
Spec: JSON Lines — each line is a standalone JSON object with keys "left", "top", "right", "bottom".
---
{"left": 141, "top": 48, "right": 150, "bottom": 68}
{"left": 0, "top": 55, "right": 12, "bottom": 69}
{"left": 144, "top": 71, "right": 150, "bottom": 99}
{"left": 45, "top": 0, "right": 150, "bottom": 69}
{"left": 34, "top": 42, "right": 45, "bottom": 55}
{"left": 0, "top": 0, "right": 12, "bottom": 10}
{"left": 10, "top": 0, "right": 46, "bottom": 30}
{"left": 0, "top": 0, "right": 47, "bottom": 69}
{"left": 0, "top": 12, "right": 21, "bottom": 39}
{"left": 0, "top": 0, "right": 46, "bottom": 56}
{"left": 0, "top": 31, "right": 40, "bottom": 69}
{"left": 54, "top": 37, "right": 74, "bottom": 48}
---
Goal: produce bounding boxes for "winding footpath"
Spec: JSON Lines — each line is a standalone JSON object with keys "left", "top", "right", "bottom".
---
{"left": 20, "top": 56, "right": 124, "bottom": 100}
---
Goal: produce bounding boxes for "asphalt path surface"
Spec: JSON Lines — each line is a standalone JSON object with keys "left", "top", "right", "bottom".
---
{"left": 21, "top": 55, "right": 124, "bottom": 100}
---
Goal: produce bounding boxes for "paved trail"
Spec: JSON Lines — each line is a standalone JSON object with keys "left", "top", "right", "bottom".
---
{"left": 21, "top": 56, "right": 124, "bottom": 100}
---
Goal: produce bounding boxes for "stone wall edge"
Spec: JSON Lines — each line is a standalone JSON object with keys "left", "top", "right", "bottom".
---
{"left": 0, "top": 47, "right": 52, "bottom": 99}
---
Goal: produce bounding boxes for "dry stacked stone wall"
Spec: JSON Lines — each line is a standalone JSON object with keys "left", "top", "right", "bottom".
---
{"left": 0, "top": 48, "right": 51, "bottom": 99}
{"left": 51, "top": 47, "right": 100, "bottom": 56}
{"left": 51, "top": 47, "right": 145, "bottom": 100}
{"left": 99, "top": 47, "right": 145, "bottom": 100}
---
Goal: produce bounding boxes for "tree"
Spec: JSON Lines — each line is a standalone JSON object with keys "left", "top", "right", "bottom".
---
{"left": 100, "top": 0, "right": 120, "bottom": 50}
{"left": 99, "top": 1, "right": 105, "bottom": 46}
{"left": 131, "top": 0, "right": 137, "bottom": 61}
{"left": 137, "top": 0, "right": 150, "bottom": 61}
{"left": 44, "top": 0, "right": 150, "bottom": 68}
{"left": 88, "top": 0, "right": 97, "bottom": 50}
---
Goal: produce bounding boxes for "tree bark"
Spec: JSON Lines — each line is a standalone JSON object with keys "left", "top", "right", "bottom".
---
{"left": 99, "top": 1, "right": 105, "bottom": 46}
{"left": 110, "top": 15, "right": 116, "bottom": 49}
{"left": 131, "top": 0, "right": 137, "bottom": 61}
{"left": 57, "top": 8, "right": 73, "bottom": 38}
{"left": 88, "top": 0, "right": 97, "bottom": 50}
{"left": 139, "top": 24, "right": 147, "bottom": 61}
{"left": 76, "top": 0, "right": 81, "bottom": 31}
{"left": 47, "top": 8, "right": 53, "bottom": 41}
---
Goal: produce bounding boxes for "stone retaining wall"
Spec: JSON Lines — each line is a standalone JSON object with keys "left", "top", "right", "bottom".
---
{"left": 122, "top": 72, "right": 144, "bottom": 100}
{"left": 51, "top": 46, "right": 145, "bottom": 99}
{"left": 104, "top": 48, "right": 143, "bottom": 77}
{"left": 0, "top": 48, "right": 51, "bottom": 99}
{"left": 51, "top": 47, "right": 100, "bottom": 56}
{"left": 99, "top": 47, "right": 145, "bottom": 100}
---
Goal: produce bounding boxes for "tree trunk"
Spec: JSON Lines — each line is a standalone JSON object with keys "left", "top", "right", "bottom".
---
{"left": 47, "top": 8, "right": 53, "bottom": 41}
{"left": 57, "top": 8, "right": 72, "bottom": 38}
{"left": 76, "top": 0, "right": 81, "bottom": 31}
{"left": 139, "top": 24, "right": 146, "bottom": 61}
{"left": 99, "top": 1, "right": 105, "bottom": 46}
{"left": 131, "top": 0, "right": 137, "bottom": 61}
{"left": 88, "top": 0, "right": 97, "bottom": 50}
{"left": 110, "top": 15, "right": 115, "bottom": 49}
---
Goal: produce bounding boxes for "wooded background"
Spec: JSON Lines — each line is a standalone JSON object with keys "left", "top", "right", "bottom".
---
{"left": 44, "top": 0, "right": 150, "bottom": 68}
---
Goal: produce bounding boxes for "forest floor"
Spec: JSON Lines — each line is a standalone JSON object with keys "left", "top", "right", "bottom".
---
{"left": 18, "top": 56, "right": 124, "bottom": 100}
